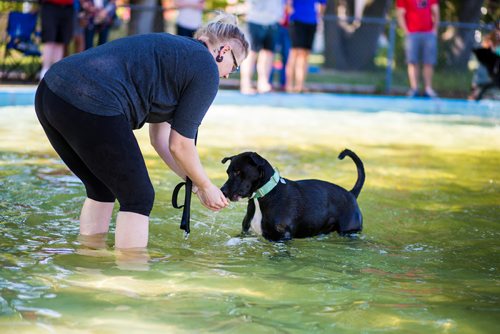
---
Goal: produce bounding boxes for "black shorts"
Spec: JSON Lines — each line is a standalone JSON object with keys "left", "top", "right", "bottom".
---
{"left": 289, "top": 21, "right": 317, "bottom": 50}
{"left": 41, "top": 3, "right": 74, "bottom": 44}
{"left": 176, "top": 24, "right": 197, "bottom": 38}
{"left": 34, "top": 80, "right": 155, "bottom": 216}
{"left": 248, "top": 22, "right": 279, "bottom": 52}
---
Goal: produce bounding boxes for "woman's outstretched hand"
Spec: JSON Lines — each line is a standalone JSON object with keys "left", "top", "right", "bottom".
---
{"left": 196, "top": 183, "right": 229, "bottom": 211}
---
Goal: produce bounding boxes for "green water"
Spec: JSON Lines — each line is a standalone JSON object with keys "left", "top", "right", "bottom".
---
{"left": 0, "top": 104, "right": 499, "bottom": 333}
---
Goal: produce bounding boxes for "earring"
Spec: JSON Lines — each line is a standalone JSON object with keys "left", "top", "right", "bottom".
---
{"left": 216, "top": 46, "right": 225, "bottom": 63}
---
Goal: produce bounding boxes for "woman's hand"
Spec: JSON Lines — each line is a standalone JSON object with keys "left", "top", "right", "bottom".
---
{"left": 196, "top": 183, "right": 228, "bottom": 211}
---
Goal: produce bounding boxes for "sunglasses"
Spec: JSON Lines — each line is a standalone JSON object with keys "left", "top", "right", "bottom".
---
{"left": 230, "top": 49, "right": 240, "bottom": 73}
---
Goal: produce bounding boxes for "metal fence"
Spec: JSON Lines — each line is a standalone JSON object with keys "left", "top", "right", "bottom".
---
{"left": 319, "top": 15, "right": 495, "bottom": 96}
{"left": 0, "top": 4, "right": 497, "bottom": 98}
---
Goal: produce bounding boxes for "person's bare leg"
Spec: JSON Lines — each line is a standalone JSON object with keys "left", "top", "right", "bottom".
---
{"left": 115, "top": 211, "right": 149, "bottom": 249}
{"left": 240, "top": 50, "right": 257, "bottom": 94}
{"left": 407, "top": 63, "right": 419, "bottom": 92}
{"left": 256, "top": 49, "right": 274, "bottom": 93}
{"left": 423, "top": 64, "right": 436, "bottom": 96}
{"left": 294, "top": 49, "right": 310, "bottom": 92}
{"left": 41, "top": 42, "right": 65, "bottom": 79}
{"left": 79, "top": 198, "right": 114, "bottom": 235}
{"left": 285, "top": 48, "right": 297, "bottom": 92}
{"left": 115, "top": 248, "right": 150, "bottom": 271}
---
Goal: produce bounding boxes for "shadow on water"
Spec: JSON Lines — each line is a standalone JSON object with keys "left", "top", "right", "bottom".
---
{"left": 1, "top": 108, "right": 499, "bottom": 333}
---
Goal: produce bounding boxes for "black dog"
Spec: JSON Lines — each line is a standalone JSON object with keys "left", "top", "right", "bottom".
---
{"left": 220, "top": 149, "right": 365, "bottom": 241}
{"left": 472, "top": 48, "right": 500, "bottom": 100}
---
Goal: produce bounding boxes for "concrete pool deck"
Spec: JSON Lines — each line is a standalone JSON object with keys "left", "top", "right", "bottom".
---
{"left": 1, "top": 84, "right": 499, "bottom": 118}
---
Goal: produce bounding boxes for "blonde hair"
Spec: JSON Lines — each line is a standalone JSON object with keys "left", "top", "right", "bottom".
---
{"left": 194, "top": 11, "right": 249, "bottom": 59}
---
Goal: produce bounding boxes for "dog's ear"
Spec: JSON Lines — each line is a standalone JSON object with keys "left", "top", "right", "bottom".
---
{"left": 221, "top": 156, "right": 234, "bottom": 164}
{"left": 248, "top": 152, "right": 266, "bottom": 167}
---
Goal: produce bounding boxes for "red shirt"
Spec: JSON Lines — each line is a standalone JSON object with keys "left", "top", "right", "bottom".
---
{"left": 396, "top": 0, "right": 438, "bottom": 33}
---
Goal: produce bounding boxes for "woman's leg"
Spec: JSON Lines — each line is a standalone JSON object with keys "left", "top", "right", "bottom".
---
{"left": 240, "top": 50, "right": 257, "bottom": 94}
{"left": 35, "top": 81, "right": 116, "bottom": 238}
{"left": 115, "top": 212, "right": 149, "bottom": 248}
{"left": 41, "top": 42, "right": 64, "bottom": 79}
{"left": 36, "top": 82, "right": 155, "bottom": 249}
{"left": 256, "top": 49, "right": 274, "bottom": 93}
{"left": 294, "top": 49, "right": 310, "bottom": 92}
{"left": 285, "top": 48, "right": 297, "bottom": 92}
{"left": 79, "top": 198, "right": 115, "bottom": 235}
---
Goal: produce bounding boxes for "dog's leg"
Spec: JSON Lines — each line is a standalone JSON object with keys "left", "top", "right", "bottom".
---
{"left": 241, "top": 199, "right": 256, "bottom": 234}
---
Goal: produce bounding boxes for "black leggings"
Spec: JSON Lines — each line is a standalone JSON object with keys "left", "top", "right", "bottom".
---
{"left": 34, "top": 80, "right": 155, "bottom": 216}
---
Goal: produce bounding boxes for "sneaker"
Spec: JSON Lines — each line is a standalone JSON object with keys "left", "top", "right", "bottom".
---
{"left": 423, "top": 88, "right": 438, "bottom": 98}
{"left": 406, "top": 89, "right": 419, "bottom": 98}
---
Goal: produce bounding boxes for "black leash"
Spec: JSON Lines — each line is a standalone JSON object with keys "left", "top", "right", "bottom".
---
{"left": 172, "top": 178, "right": 192, "bottom": 238}
{"left": 171, "top": 133, "right": 197, "bottom": 238}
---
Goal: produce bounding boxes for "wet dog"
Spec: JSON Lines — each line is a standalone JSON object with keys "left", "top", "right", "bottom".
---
{"left": 220, "top": 149, "right": 365, "bottom": 241}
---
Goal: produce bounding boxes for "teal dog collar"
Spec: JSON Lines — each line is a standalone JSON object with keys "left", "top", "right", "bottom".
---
{"left": 250, "top": 169, "right": 285, "bottom": 199}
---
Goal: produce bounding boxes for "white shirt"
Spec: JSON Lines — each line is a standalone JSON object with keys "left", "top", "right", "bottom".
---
{"left": 246, "top": 0, "right": 283, "bottom": 26}
{"left": 176, "top": 0, "right": 204, "bottom": 30}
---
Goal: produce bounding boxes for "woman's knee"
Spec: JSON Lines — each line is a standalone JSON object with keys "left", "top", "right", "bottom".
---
{"left": 119, "top": 184, "right": 155, "bottom": 216}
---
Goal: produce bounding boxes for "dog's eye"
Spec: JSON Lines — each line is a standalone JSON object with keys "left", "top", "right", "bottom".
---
{"left": 233, "top": 170, "right": 240, "bottom": 176}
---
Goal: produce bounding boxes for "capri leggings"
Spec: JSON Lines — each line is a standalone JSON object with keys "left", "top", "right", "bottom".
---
{"left": 34, "top": 80, "right": 155, "bottom": 216}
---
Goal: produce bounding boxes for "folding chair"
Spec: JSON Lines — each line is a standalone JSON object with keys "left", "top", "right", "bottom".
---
{"left": 1, "top": 11, "right": 42, "bottom": 81}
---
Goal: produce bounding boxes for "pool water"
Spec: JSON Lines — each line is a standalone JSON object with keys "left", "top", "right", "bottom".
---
{"left": 0, "top": 95, "right": 499, "bottom": 333}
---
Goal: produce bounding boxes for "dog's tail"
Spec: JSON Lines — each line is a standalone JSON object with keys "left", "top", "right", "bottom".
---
{"left": 338, "top": 149, "right": 365, "bottom": 198}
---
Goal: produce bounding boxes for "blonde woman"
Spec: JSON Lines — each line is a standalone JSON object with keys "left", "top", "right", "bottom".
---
{"left": 35, "top": 13, "right": 249, "bottom": 249}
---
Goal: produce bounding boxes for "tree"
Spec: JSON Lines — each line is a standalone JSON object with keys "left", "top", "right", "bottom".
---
{"left": 324, "top": 0, "right": 391, "bottom": 70}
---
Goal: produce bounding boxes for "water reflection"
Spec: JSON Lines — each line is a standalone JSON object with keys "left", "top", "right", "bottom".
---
{"left": 76, "top": 234, "right": 151, "bottom": 271}
{"left": 1, "top": 104, "right": 499, "bottom": 332}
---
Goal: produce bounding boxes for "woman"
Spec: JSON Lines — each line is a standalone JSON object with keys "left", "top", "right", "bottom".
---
{"left": 35, "top": 13, "right": 249, "bottom": 249}
{"left": 285, "top": 0, "right": 326, "bottom": 93}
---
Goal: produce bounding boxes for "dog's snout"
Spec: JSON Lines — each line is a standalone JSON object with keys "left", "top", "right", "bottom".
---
{"left": 220, "top": 184, "right": 228, "bottom": 197}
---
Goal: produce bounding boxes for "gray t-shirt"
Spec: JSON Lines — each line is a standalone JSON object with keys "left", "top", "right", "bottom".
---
{"left": 44, "top": 33, "right": 220, "bottom": 139}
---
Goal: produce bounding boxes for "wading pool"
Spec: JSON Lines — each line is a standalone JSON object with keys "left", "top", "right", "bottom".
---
{"left": 1, "top": 89, "right": 499, "bottom": 333}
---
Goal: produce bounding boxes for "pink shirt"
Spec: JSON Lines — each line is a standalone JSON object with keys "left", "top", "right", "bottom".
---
{"left": 396, "top": 0, "right": 438, "bottom": 33}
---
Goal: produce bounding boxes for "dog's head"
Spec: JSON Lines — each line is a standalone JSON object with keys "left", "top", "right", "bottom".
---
{"left": 220, "top": 152, "right": 274, "bottom": 201}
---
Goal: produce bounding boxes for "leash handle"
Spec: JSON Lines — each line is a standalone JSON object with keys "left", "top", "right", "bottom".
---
{"left": 172, "top": 177, "right": 192, "bottom": 237}
{"left": 171, "top": 132, "right": 197, "bottom": 237}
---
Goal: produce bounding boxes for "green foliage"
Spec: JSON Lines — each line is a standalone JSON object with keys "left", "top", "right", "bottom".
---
{"left": 0, "top": 1, "right": 24, "bottom": 13}
{"left": 205, "top": 0, "right": 243, "bottom": 11}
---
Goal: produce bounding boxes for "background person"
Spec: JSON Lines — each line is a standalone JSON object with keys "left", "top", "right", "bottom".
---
{"left": 80, "top": 0, "right": 117, "bottom": 49}
{"left": 239, "top": 0, "right": 283, "bottom": 95}
{"left": 34, "top": 13, "right": 249, "bottom": 249}
{"left": 40, "top": 0, "right": 74, "bottom": 80}
{"left": 71, "top": 0, "right": 85, "bottom": 54}
{"left": 175, "top": 0, "right": 206, "bottom": 38}
{"left": 469, "top": 23, "right": 500, "bottom": 100}
{"left": 285, "top": 0, "right": 326, "bottom": 93}
{"left": 396, "top": 0, "right": 440, "bottom": 98}
{"left": 269, "top": 0, "right": 291, "bottom": 91}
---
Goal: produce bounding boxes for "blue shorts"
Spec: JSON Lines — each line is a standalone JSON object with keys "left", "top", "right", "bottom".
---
{"left": 248, "top": 22, "right": 279, "bottom": 52}
{"left": 405, "top": 32, "right": 437, "bottom": 65}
